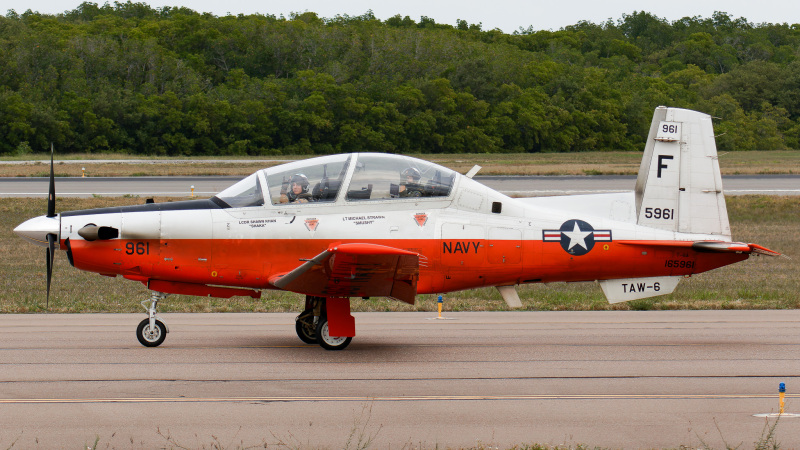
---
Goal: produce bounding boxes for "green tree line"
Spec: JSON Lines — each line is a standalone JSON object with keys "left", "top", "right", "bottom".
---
{"left": 1, "top": 2, "right": 799, "bottom": 156}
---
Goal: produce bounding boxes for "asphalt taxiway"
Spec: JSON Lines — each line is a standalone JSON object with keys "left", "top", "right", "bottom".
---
{"left": 1, "top": 311, "right": 798, "bottom": 448}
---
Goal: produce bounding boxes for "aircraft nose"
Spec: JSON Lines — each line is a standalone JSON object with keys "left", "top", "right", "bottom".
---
{"left": 14, "top": 215, "right": 60, "bottom": 247}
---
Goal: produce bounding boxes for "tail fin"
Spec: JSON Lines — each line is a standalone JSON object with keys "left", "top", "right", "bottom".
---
{"left": 634, "top": 106, "right": 731, "bottom": 238}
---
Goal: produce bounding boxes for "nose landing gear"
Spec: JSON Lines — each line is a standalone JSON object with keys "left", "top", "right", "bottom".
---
{"left": 136, "top": 291, "right": 169, "bottom": 347}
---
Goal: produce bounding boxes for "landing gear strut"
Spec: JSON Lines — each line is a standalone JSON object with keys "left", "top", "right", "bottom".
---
{"left": 137, "top": 291, "right": 169, "bottom": 347}
{"left": 295, "top": 296, "right": 354, "bottom": 350}
{"left": 295, "top": 296, "right": 322, "bottom": 344}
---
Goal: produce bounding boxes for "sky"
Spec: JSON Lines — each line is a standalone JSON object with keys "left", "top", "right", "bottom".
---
{"left": 4, "top": 0, "right": 800, "bottom": 33}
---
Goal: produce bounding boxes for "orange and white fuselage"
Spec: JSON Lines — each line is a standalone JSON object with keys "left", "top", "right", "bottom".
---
{"left": 54, "top": 187, "right": 746, "bottom": 298}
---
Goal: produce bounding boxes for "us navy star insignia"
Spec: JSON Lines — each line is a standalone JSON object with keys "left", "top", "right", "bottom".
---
{"left": 543, "top": 219, "right": 612, "bottom": 256}
{"left": 563, "top": 221, "right": 592, "bottom": 251}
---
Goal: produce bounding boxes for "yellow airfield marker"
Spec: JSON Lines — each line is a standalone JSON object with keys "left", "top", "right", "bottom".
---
{"left": 427, "top": 295, "right": 456, "bottom": 321}
{"left": 754, "top": 383, "right": 800, "bottom": 418}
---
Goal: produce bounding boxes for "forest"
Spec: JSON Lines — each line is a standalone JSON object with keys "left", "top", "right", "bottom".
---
{"left": 1, "top": 2, "right": 800, "bottom": 156}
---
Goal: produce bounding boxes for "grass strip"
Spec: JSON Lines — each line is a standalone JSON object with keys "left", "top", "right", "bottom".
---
{"left": 1, "top": 151, "right": 798, "bottom": 177}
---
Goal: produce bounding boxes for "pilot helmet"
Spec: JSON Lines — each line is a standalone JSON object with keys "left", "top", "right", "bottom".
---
{"left": 401, "top": 167, "right": 421, "bottom": 182}
{"left": 290, "top": 173, "right": 309, "bottom": 193}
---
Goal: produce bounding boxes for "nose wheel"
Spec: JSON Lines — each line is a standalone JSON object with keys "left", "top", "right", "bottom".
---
{"left": 137, "top": 318, "right": 167, "bottom": 347}
{"left": 137, "top": 291, "right": 169, "bottom": 347}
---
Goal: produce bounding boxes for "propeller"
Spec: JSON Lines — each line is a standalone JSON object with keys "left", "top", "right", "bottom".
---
{"left": 45, "top": 143, "right": 57, "bottom": 309}
{"left": 46, "top": 233, "right": 56, "bottom": 308}
{"left": 47, "top": 143, "right": 55, "bottom": 218}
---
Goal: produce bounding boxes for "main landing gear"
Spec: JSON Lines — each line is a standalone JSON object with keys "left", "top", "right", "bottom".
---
{"left": 295, "top": 296, "right": 355, "bottom": 350}
{"left": 295, "top": 296, "right": 320, "bottom": 344}
{"left": 136, "top": 291, "right": 169, "bottom": 347}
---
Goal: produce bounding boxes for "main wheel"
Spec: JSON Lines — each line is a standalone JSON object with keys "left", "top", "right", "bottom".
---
{"left": 295, "top": 309, "right": 317, "bottom": 344}
{"left": 136, "top": 318, "right": 167, "bottom": 347}
{"left": 315, "top": 317, "right": 352, "bottom": 351}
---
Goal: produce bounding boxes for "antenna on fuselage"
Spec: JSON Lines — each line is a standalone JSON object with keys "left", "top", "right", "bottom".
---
{"left": 465, "top": 165, "right": 481, "bottom": 179}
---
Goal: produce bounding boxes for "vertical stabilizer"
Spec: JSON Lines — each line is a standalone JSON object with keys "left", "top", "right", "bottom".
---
{"left": 634, "top": 107, "right": 730, "bottom": 237}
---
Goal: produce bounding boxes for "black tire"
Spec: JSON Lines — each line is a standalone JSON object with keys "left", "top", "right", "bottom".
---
{"left": 295, "top": 309, "right": 317, "bottom": 344}
{"left": 136, "top": 318, "right": 167, "bottom": 347}
{"left": 315, "top": 317, "right": 352, "bottom": 351}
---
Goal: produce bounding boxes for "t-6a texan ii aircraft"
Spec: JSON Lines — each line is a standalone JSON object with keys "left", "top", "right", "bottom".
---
{"left": 14, "top": 106, "right": 780, "bottom": 350}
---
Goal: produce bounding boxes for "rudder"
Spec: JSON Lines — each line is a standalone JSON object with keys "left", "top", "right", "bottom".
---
{"left": 634, "top": 106, "right": 731, "bottom": 237}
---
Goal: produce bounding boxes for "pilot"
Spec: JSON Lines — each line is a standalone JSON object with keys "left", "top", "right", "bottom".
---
{"left": 283, "top": 173, "right": 313, "bottom": 203}
{"left": 398, "top": 167, "right": 423, "bottom": 198}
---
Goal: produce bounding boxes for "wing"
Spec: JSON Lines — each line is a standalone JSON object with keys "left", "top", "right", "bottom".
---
{"left": 269, "top": 243, "right": 420, "bottom": 304}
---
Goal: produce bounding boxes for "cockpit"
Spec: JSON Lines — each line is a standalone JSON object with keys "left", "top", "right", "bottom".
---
{"left": 213, "top": 153, "right": 457, "bottom": 208}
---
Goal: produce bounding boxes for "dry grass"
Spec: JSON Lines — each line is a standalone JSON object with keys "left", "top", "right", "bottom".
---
{"left": 1, "top": 196, "right": 797, "bottom": 313}
{"left": 1, "top": 151, "right": 798, "bottom": 177}
{"left": 425, "top": 150, "right": 800, "bottom": 175}
{"left": 0, "top": 160, "right": 290, "bottom": 178}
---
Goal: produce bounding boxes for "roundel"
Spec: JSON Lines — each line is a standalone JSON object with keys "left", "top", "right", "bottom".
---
{"left": 542, "top": 220, "right": 612, "bottom": 256}
{"left": 559, "top": 219, "right": 596, "bottom": 256}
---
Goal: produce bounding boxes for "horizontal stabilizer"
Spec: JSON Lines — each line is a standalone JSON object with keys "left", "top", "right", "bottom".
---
{"left": 599, "top": 276, "right": 681, "bottom": 303}
{"left": 617, "top": 240, "right": 781, "bottom": 256}
{"left": 742, "top": 243, "right": 782, "bottom": 257}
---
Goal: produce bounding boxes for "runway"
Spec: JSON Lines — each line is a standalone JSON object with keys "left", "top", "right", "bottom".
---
{"left": 0, "top": 174, "right": 798, "bottom": 197}
{"left": 1, "top": 311, "right": 799, "bottom": 448}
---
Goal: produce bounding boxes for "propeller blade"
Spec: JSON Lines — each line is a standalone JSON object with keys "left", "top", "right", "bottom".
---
{"left": 46, "top": 233, "right": 56, "bottom": 309}
{"left": 47, "top": 143, "right": 55, "bottom": 218}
